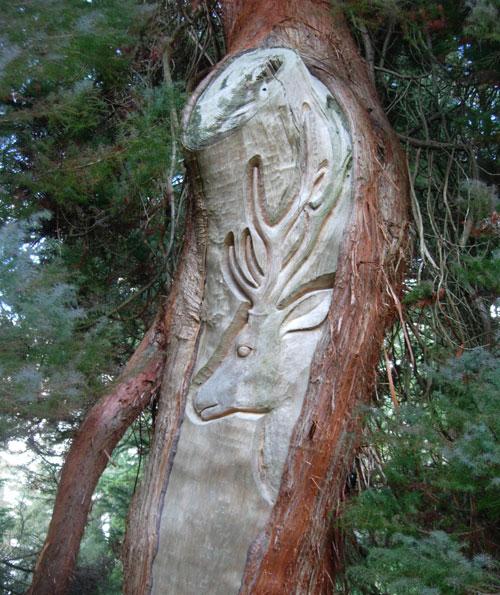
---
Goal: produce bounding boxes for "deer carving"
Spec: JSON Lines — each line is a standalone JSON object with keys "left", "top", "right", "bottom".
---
{"left": 190, "top": 86, "right": 352, "bottom": 502}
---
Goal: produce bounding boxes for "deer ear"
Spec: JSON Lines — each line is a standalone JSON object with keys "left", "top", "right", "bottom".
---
{"left": 280, "top": 289, "right": 331, "bottom": 335}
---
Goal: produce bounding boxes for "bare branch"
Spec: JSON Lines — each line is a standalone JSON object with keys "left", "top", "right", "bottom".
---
{"left": 397, "top": 133, "right": 479, "bottom": 151}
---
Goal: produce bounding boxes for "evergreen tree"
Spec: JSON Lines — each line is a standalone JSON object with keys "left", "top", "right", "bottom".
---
{"left": 0, "top": 0, "right": 219, "bottom": 588}
{"left": 0, "top": 0, "right": 498, "bottom": 592}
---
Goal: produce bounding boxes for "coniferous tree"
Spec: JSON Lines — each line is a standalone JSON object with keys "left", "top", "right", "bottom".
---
{"left": 0, "top": 0, "right": 498, "bottom": 593}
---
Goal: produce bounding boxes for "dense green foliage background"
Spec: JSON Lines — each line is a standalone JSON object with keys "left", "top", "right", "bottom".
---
{"left": 0, "top": 0, "right": 498, "bottom": 593}
{"left": 337, "top": 1, "right": 500, "bottom": 592}
{"left": 0, "top": 0, "right": 189, "bottom": 439}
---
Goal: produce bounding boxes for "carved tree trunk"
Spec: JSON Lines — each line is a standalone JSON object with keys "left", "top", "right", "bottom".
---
{"left": 123, "top": 2, "right": 408, "bottom": 594}
{"left": 29, "top": 2, "right": 408, "bottom": 594}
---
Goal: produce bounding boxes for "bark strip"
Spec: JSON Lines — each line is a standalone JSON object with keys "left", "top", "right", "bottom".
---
{"left": 121, "top": 162, "right": 208, "bottom": 595}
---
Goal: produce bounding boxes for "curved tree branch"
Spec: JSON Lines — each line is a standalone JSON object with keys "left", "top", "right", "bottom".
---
{"left": 27, "top": 311, "right": 169, "bottom": 595}
{"left": 397, "top": 132, "right": 480, "bottom": 150}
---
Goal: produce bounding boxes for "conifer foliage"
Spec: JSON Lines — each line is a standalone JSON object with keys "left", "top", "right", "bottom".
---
{"left": 336, "top": 1, "right": 500, "bottom": 592}
{"left": 0, "top": 1, "right": 221, "bottom": 590}
{"left": 0, "top": 0, "right": 190, "bottom": 433}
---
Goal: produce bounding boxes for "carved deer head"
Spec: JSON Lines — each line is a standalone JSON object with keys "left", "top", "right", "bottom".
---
{"left": 193, "top": 103, "right": 345, "bottom": 422}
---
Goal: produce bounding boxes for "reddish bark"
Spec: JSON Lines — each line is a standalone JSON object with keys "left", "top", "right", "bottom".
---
{"left": 121, "top": 171, "right": 207, "bottom": 595}
{"left": 122, "top": 1, "right": 408, "bottom": 592}
{"left": 222, "top": 0, "right": 340, "bottom": 54}
{"left": 27, "top": 317, "right": 167, "bottom": 595}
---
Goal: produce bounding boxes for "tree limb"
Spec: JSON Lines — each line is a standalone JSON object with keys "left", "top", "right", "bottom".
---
{"left": 27, "top": 311, "right": 168, "bottom": 595}
{"left": 397, "top": 132, "right": 479, "bottom": 150}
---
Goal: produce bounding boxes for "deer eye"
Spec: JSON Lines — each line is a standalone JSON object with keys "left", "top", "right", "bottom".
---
{"left": 236, "top": 344, "right": 252, "bottom": 358}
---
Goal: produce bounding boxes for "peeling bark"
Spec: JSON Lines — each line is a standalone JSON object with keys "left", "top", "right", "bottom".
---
{"left": 121, "top": 167, "right": 207, "bottom": 595}
{"left": 219, "top": 3, "right": 409, "bottom": 592}
{"left": 124, "top": 1, "right": 407, "bottom": 592}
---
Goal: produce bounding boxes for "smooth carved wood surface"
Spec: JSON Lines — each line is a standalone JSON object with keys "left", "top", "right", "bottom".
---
{"left": 150, "top": 48, "right": 352, "bottom": 594}
{"left": 229, "top": 5, "right": 410, "bottom": 592}
{"left": 122, "top": 173, "right": 208, "bottom": 595}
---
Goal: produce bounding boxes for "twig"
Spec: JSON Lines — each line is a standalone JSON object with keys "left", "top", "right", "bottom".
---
{"left": 397, "top": 133, "right": 480, "bottom": 150}
{"left": 383, "top": 346, "right": 399, "bottom": 409}
{"left": 102, "top": 448, "right": 118, "bottom": 467}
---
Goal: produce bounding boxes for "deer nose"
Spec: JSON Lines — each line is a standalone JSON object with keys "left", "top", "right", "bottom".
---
{"left": 193, "top": 389, "right": 218, "bottom": 419}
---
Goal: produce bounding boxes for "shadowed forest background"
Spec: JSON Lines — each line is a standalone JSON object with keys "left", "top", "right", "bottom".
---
{"left": 0, "top": 1, "right": 499, "bottom": 593}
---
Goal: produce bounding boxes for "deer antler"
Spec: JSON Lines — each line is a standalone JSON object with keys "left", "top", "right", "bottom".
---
{"left": 222, "top": 103, "right": 333, "bottom": 312}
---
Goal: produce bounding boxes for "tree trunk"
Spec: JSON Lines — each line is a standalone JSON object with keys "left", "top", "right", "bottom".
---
{"left": 29, "top": 2, "right": 408, "bottom": 594}
{"left": 123, "top": 1, "right": 408, "bottom": 594}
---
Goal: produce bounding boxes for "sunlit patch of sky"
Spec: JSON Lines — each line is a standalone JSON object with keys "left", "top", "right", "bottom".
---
{"left": 1, "top": 429, "right": 69, "bottom": 507}
{"left": 172, "top": 174, "right": 183, "bottom": 187}
{"left": 491, "top": 301, "right": 500, "bottom": 319}
{"left": 0, "top": 440, "right": 36, "bottom": 506}
{"left": 23, "top": 239, "right": 42, "bottom": 264}
{"left": 101, "top": 511, "right": 111, "bottom": 537}
{"left": 0, "top": 297, "right": 19, "bottom": 323}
